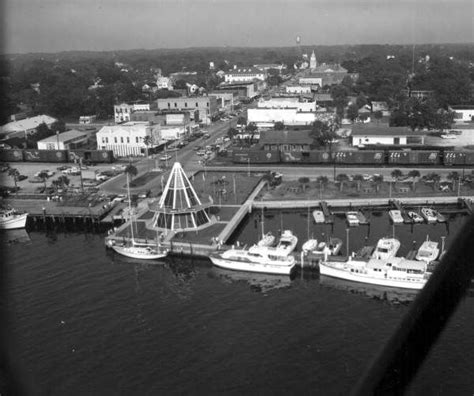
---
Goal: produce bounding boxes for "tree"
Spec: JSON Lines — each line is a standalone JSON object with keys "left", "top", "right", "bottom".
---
{"left": 372, "top": 174, "right": 384, "bottom": 193}
{"left": 330, "top": 85, "right": 349, "bottom": 119}
{"left": 124, "top": 164, "right": 138, "bottom": 180}
{"left": 7, "top": 168, "right": 20, "bottom": 191}
{"left": 335, "top": 173, "right": 349, "bottom": 192}
{"left": 227, "top": 127, "right": 238, "bottom": 139}
{"left": 51, "top": 120, "right": 66, "bottom": 133}
{"left": 353, "top": 174, "right": 364, "bottom": 191}
{"left": 447, "top": 171, "right": 460, "bottom": 190}
{"left": 346, "top": 103, "right": 359, "bottom": 122}
{"left": 245, "top": 122, "right": 257, "bottom": 133}
{"left": 274, "top": 121, "right": 285, "bottom": 130}
{"left": 356, "top": 93, "right": 368, "bottom": 109}
{"left": 316, "top": 176, "right": 329, "bottom": 198}
{"left": 391, "top": 169, "right": 403, "bottom": 181}
{"left": 310, "top": 120, "right": 337, "bottom": 149}
{"left": 237, "top": 116, "right": 246, "bottom": 127}
{"left": 408, "top": 170, "right": 421, "bottom": 190}
{"left": 298, "top": 177, "right": 310, "bottom": 191}
{"left": 37, "top": 170, "right": 49, "bottom": 190}
{"left": 373, "top": 110, "right": 383, "bottom": 123}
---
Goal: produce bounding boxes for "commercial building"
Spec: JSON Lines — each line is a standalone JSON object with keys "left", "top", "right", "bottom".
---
{"left": 286, "top": 85, "right": 312, "bottom": 94}
{"left": 156, "top": 96, "right": 218, "bottom": 125}
{"left": 254, "top": 64, "right": 286, "bottom": 73}
{"left": 259, "top": 130, "right": 312, "bottom": 151}
{"left": 0, "top": 114, "right": 57, "bottom": 140}
{"left": 351, "top": 124, "right": 424, "bottom": 146}
{"left": 156, "top": 76, "right": 173, "bottom": 90}
{"left": 209, "top": 92, "right": 235, "bottom": 112}
{"left": 96, "top": 122, "right": 161, "bottom": 157}
{"left": 216, "top": 82, "right": 258, "bottom": 100}
{"left": 114, "top": 103, "right": 151, "bottom": 123}
{"left": 449, "top": 105, "right": 474, "bottom": 123}
{"left": 247, "top": 108, "right": 317, "bottom": 128}
{"left": 79, "top": 115, "right": 97, "bottom": 124}
{"left": 37, "top": 129, "right": 88, "bottom": 150}
{"left": 257, "top": 97, "right": 316, "bottom": 112}
{"left": 224, "top": 67, "right": 266, "bottom": 83}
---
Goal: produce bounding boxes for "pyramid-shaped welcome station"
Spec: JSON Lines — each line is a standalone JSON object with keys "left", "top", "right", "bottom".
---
{"left": 148, "top": 162, "right": 213, "bottom": 232}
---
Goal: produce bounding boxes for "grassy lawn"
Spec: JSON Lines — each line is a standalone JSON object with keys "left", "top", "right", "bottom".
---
{"left": 258, "top": 179, "right": 474, "bottom": 201}
{"left": 129, "top": 171, "right": 162, "bottom": 188}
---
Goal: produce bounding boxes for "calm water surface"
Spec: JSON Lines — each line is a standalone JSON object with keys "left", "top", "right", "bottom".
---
{"left": 3, "top": 210, "right": 474, "bottom": 395}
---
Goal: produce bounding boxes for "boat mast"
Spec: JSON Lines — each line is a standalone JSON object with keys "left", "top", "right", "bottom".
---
{"left": 126, "top": 171, "right": 134, "bottom": 243}
{"left": 261, "top": 206, "right": 265, "bottom": 237}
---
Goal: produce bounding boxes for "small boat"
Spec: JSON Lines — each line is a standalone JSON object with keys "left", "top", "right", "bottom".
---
{"left": 372, "top": 237, "right": 401, "bottom": 260}
{"left": 388, "top": 210, "right": 404, "bottom": 224}
{"left": 112, "top": 243, "right": 168, "bottom": 260}
{"left": 257, "top": 232, "right": 275, "bottom": 247}
{"left": 421, "top": 207, "right": 437, "bottom": 223}
{"left": 310, "top": 237, "right": 343, "bottom": 258}
{"left": 312, "top": 210, "right": 325, "bottom": 223}
{"left": 0, "top": 206, "right": 28, "bottom": 230}
{"left": 302, "top": 238, "right": 318, "bottom": 253}
{"left": 436, "top": 211, "right": 446, "bottom": 223}
{"left": 209, "top": 245, "right": 296, "bottom": 275}
{"left": 346, "top": 211, "right": 359, "bottom": 226}
{"left": 415, "top": 237, "right": 440, "bottom": 264}
{"left": 276, "top": 230, "right": 298, "bottom": 254}
{"left": 319, "top": 256, "right": 429, "bottom": 290}
{"left": 406, "top": 211, "right": 424, "bottom": 223}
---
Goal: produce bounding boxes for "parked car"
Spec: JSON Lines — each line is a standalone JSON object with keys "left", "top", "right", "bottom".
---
{"left": 57, "top": 165, "right": 70, "bottom": 171}
{"left": 138, "top": 190, "right": 151, "bottom": 199}
{"left": 95, "top": 173, "right": 109, "bottom": 181}
{"left": 441, "top": 134, "right": 456, "bottom": 139}
{"left": 35, "top": 169, "right": 55, "bottom": 178}
{"left": 17, "top": 174, "right": 28, "bottom": 181}
{"left": 160, "top": 154, "right": 172, "bottom": 161}
{"left": 196, "top": 150, "right": 206, "bottom": 156}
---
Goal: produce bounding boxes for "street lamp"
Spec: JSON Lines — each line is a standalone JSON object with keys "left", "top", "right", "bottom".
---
{"left": 247, "top": 157, "right": 250, "bottom": 177}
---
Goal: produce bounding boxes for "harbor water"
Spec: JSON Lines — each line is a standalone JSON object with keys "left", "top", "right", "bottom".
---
{"left": 3, "top": 209, "right": 474, "bottom": 395}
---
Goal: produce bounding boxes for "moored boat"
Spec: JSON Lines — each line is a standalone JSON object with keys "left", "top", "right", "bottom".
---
{"left": 276, "top": 230, "right": 298, "bottom": 254}
{"left": 406, "top": 210, "right": 424, "bottom": 223}
{"left": 346, "top": 211, "right": 359, "bottom": 226}
{"left": 312, "top": 210, "right": 325, "bottom": 224}
{"left": 415, "top": 237, "right": 440, "bottom": 264}
{"left": 319, "top": 256, "right": 429, "bottom": 290}
{"left": 0, "top": 206, "right": 28, "bottom": 230}
{"left": 257, "top": 231, "right": 275, "bottom": 247}
{"left": 436, "top": 211, "right": 447, "bottom": 223}
{"left": 111, "top": 243, "right": 168, "bottom": 260}
{"left": 309, "top": 237, "right": 343, "bottom": 258}
{"left": 388, "top": 210, "right": 404, "bottom": 224}
{"left": 421, "top": 207, "right": 438, "bottom": 223}
{"left": 302, "top": 238, "right": 318, "bottom": 253}
{"left": 371, "top": 237, "right": 400, "bottom": 260}
{"left": 209, "top": 245, "right": 296, "bottom": 275}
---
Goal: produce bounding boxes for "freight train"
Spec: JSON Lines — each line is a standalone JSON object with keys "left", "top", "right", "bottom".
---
{"left": 0, "top": 148, "right": 115, "bottom": 164}
{"left": 232, "top": 148, "right": 474, "bottom": 167}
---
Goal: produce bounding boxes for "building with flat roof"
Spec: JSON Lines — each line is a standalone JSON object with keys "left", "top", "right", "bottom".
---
{"left": 257, "top": 97, "right": 316, "bottom": 112}
{"left": 37, "top": 129, "right": 89, "bottom": 150}
{"left": 224, "top": 67, "right": 266, "bottom": 84}
{"left": 286, "top": 85, "right": 312, "bottom": 95}
{"left": 449, "top": 105, "right": 474, "bottom": 123}
{"left": 0, "top": 114, "right": 57, "bottom": 139}
{"left": 259, "top": 130, "right": 312, "bottom": 151}
{"left": 248, "top": 108, "right": 317, "bottom": 127}
{"left": 96, "top": 122, "right": 161, "bottom": 157}
{"left": 156, "top": 96, "right": 217, "bottom": 125}
{"left": 114, "top": 103, "right": 152, "bottom": 123}
{"left": 351, "top": 124, "right": 424, "bottom": 146}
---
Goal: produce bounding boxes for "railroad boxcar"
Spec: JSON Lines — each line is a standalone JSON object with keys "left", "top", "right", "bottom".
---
{"left": 68, "top": 149, "right": 115, "bottom": 163}
{"left": 387, "top": 151, "right": 413, "bottom": 165}
{"left": 232, "top": 149, "right": 280, "bottom": 164}
{"left": 24, "top": 149, "right": 68, "bottom": 162}
{"left": 0, "top": 149, "right": 24, "bottom": 162}
{"left": 443, "top": 151, "right": 474, "bottom": 166}
{"left": 416, "top": 151, "right": 442, "bottom": 166}
{"left": 334, "top": 150, "right": 385, "bottom": 165}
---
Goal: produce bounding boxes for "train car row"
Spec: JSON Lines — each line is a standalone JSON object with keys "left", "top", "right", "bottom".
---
{"left": 232, "top": 149, "right": 474, "bottom": 167}
{"left": 0, "top": 149, "right": 115, "bottom": 163}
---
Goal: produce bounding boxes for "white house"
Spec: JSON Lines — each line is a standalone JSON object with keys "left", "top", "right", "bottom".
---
{"left": 286, "top": 85, "right": 312, "bottom": 94}
{"left": 247, "top": 108, "right": 317, "bottom": 127}
{"left": 298, "top": 76, "right": 323, "bottom": 86}
{"left": 79, "top": 115, "right": 96, "bottom": 124}
{"left": 257, "top": 97, "right": 316, "bottom": 112}
{"left": 0, "top": 114, "right": 57, "bottom": 139}
{"left": 114, "top": 103, "right": 151, "bottom": 123}
{"left": 224, "top": 67, "right": 266, "bottom": 83}
{"left": 96, "top": 122, "right": 161, "bottom": 157}
{"left": 351, "top": 124, "right": 424, "bottom": 146}
{"left": 37, "top": 129, "right": 88, "bottom": 150}
{"left": 450, "top": 105, "right": 474, "bottom": 123}
{"left": 157, "top": 76, "right": 173, "bottom": 90}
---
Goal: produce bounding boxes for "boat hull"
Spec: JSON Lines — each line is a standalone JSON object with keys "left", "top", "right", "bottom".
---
{"left": 319, "top": 262, "right": 426, "bottom": 290}
{"left": 112, "top": 245, "right": 168, "bottom": 260}
{"left": 0, "top": 213, "right": 28, "bottom": 229}
{"left": 210, "top": 256, "right": 295, "bottom": 275}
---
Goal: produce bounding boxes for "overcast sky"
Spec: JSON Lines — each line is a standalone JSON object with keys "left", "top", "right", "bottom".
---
{"left": 3, "top": 0, "right": 473, "bottom": 54}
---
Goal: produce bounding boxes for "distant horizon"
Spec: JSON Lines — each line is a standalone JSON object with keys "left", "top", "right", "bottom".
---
{"left": 4, "top": 0, "right": 473, "bottom": 55}
{"left": 3, "top": 41, "right": 474, "bottom": 57}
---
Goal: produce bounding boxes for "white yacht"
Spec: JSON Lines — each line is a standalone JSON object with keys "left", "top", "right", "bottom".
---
{"left": 302, "top": 238, "right": 318, "bottom": 253}
{"left": 415, "top": 237, "right": 440, "bottom": 264}
{"left": 309, "top": 238, "right": 343, "bottom": 258}
{"left": 389, "top": 210, "right": 404, "bottom": 224}
{"left": 319, "top": 256, "right": 429, "bottom": 290}
{"left": 406, "top": 211, "right": 424, "bottom": 223}
{"left": 209, "top": 245, "right": 296, "bottom": 275}
{"left": 276, "top": 230, "right": 298, "bottom": 254}
{"left": 0, "top": 206, "right": 28, "bottom": 229}
{"left": 111, "top": 243, "right": 168, "bottom": 260}
{"left": 371, "top": 238, "right": 401, "bottom": 260}
{"left": 312, "top": 210, "right": 325, "bottom": 223}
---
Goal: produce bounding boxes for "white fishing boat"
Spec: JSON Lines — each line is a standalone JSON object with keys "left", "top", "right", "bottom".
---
{"left": 388, "top": 210, "right": 404, "bottom": 224}
{"left": 257, "top": 231, "right": 276, "bottom": 247}
{"left": 346, "top": 211, "right": 359, "bottom": 226}
{"left": 302, "top": 238, "right": 318, "bottom": 253}
{"left": 319, "top": 256, "right": 429, "bottom": 290}
{"left": 0, "top": 206, "right": 28, "bottom": 229}
{"left": 371, "top": 237, "right": 400, "bottom": 260}
{"left": 415, "top": 237, "right": 440, "bottom": 264}
{"left": 406, "top": 211, "right": 424, "bottom": 223}
{"left": 209, "top": 245, "right": 296, "bottom": 275}
{"left": 421, "top": 207, "right": 437, "bottom": 223}
{"left": 312, "top": 210, "right": 325, "bottom": 223}
{"left": 276, "top": 230, "right": 298, "bottom": 254}
{"left": 436, "top": 211, "right": 447, "bottom": 223}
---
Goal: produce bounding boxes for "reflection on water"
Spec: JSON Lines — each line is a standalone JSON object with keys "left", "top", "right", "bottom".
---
{"left": 319, "top": 275, "right": 419, "bottom": 305}
{"left": 1, "top": 229, "right": 32, "bottom": 245}
{"left": 211, "top": 267, "right": 293, "bottom": 293}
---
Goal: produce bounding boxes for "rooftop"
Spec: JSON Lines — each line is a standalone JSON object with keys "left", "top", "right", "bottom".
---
{"left": 351, "top": 124, "right": 418, "bottom": 137}
{"left": 0, "top": 114, "right": 57, "bottom": 134}
{"left": 37, "top": 129, "right": 87, "bottom": 143}
{"left": 259, "top": 130, "right": 313, "bottom": 145}
{"left": 225, "top": 67, "right": 263, "bottom": 75}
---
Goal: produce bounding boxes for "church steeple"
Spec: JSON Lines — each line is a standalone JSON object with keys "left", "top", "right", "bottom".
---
{"left": 310, "top": 50, "right": 317, "bottom": 70}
